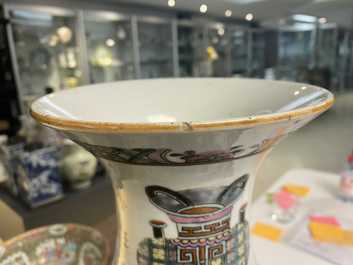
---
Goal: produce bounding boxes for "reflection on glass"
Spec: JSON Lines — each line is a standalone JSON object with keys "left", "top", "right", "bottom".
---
{"left": 177, "top": 24, "right": 194, "bottom": 77}
{"left": 279, "top": 28, "right": 314, "bottom": 66}
{"left": 138, "top": 19, "right": 173, "bottom": 78}
{"left": 249, "top": 30, "right": 265, "bottom": 78}
{"left": 10, "top": 9, "right": 82, "bottom": 97}
{"left": 277, "top": 25, "right": 315, "bottom": 81}
{"left": 337, "top": 30, "right": 353, "bottom": 89}
{"left": 315, "top": 25, "right": 337, "bottom": 88}
{"left": 317, "top": 26, "right": 336, "bottom": 69}
{"left": 178, "top": 24, "right": 207, "bottom": 77}
{"left": 230, "top": 28, "right": 248, "bottom": 76}
{"left": 178, "top": 23, "right": 231, "bottom": 77}
{"left": 206, "top": 24, "right": 230, "bottom": 77}
{"left": 84, "top": 13, "right": 135, "bottom": 83}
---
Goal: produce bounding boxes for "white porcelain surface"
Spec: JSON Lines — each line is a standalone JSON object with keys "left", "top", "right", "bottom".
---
{"left": 31, "top": 78, "right": 333, "bottom": 265}
{"left": 60, "top": 142, "right": 97, "bottom": 189}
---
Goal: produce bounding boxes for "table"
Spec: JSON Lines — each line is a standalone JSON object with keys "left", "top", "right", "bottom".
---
{"left": 250, "top": 168, "right": 349, "bottom": 265}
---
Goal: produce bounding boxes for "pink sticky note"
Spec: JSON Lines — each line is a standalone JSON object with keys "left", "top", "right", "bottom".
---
{"left": 309, "top": 215, "right": 340, "bottom": 227}
{"left": 274, "top": 190, "right": 296, "bottom": 210}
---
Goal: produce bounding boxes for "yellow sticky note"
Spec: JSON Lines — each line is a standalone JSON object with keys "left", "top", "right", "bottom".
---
{"left": 309, "top": 222, "right": 344, "bottom": 244}
{"left": 251, "top": 222, "right": 283, "bottom": 242}
{"left": 310, "top": 221, "right": 353, "bottom": 246}
{"left": 342, "top": 229, "right": 353, "bottom": 246}
{"left": 283, "top": 184, "right": 310, "bottom": 197}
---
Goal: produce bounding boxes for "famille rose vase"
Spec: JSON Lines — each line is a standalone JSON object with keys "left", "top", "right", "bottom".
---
{"left": 30, "top": 78, "right": 333, "bottom": 265}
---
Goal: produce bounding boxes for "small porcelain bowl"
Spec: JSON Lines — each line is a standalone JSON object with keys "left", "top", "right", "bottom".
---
{"left": 0, "top": 224, "right": 110, "bottom": 265}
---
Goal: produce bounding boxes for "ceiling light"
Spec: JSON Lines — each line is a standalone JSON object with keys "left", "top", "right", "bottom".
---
{"left": 232, "top": 0, "right": 265, "bottom": 3}
{"left": 319, "top": 17, "right": 327, "bottom": 24}
{"left": 292, "top": 14, "right": 317, "bottom": 23}
{"left": 293, "top": 23, "right": 316, "bottom": 30}
{"left": 200, "top": 4, "right": 208, "bottom": 13}
{"left": 168, "top": 0, "right": 176, "bottom": 7}
{"left": 225, "top": 9, "right": 232, "bottom": 17}
{"left": 106, "top": 38, "right": 115, "bottom": 47}
{"left": 245, "top": 13, "right": 254, "bottom": 21}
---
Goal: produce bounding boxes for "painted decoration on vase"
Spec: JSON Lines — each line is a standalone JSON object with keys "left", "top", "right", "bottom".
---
{"left": 35, "top": 237, "right": 77, "bottom": 264}
{"left": 137, "top": 174, "right": 249, "bottom": 265}
{"left": 72, "top": 135, "right": 280, "bottom": 166}
{"left": 79, "top": 242, "right": 103, "bottom": 265}
{"left": 0, "top": 252, "right": 30, "bottom": 265}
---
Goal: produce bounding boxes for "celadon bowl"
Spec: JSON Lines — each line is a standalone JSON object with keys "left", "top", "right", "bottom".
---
{"left": 30, "top": 78, "right": 333, "bottom": 265}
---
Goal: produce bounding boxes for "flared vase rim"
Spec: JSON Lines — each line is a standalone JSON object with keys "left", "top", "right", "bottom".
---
{"left": 30, "top": 78, "right": 334, "bottom": 134}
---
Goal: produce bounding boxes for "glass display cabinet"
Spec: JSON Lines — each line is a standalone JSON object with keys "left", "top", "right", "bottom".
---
{"left": 316, "top": 24, "right": 338, "bottom": 89}
{"left": 277, "top": 24, "right": 316, "bottom": 81}
{"left": 7, "top": 6, "right": 82, "bottom": 98}
{"left": 84, "top": 11, "right": 135, "bottom": 84}
{"left": 337, "top": 30, "right": 353, "bottom": 90}
{"left": 317, "top": 24, "right": 337, "bottom": 70}
{"left": 177, "top": 21, "right": 208, "bottom": 77}
{"left": 178, "top": 21, "right": 233, "bottom": 78}
{"left": 278, "top": 26, "right": 315, "bottom": 66}
{"left": 206, "top": 23, "right": 231, "bottom": 77}
{"left": 177, "top": 22, "right": 194, "bottom": 77}
{"left": 137, "top": 17, "right": 173, "bottom": 79}
{"left": 5, "top": 4, "right": 269, "bottom": 98}
{"left": 276, "top": 21, "right": 340, "bottom": 89}
{"left": 248, "top": 29, "right": 265, "bottom": 78}
{"left": 229, "top": 27, "right": 248, "bottom": 77}
{"left": 177, "top": 22, "right": 196, "bottom": 77}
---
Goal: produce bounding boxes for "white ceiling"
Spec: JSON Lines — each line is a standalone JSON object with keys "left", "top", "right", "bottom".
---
{"left": 117, "top": 0, "right": 353, "bottom": 27}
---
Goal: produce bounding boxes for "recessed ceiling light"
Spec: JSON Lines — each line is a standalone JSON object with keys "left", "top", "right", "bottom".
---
{"left": 292, "top": 14, "right": 317, "bottom": 23}
{"left": 319, "top": 17, "right": 327, "bottom": 24}
{"left": 225, "top": 9, "right": 232, "bottom": 17}
{"left": 245, "top": 13, "right": 254, "bottom": 21}
{"left": 168, "top": 0, "right": 175, "bottom": 7}
{"left": 200, "top": 4, "right": 208, "bottom": 13}
{"left": 232, "top": 0, "right": 265, "bottom": 3}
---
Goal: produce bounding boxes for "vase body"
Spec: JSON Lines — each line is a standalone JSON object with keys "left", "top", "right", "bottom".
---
{"left": 63, "top": 118, "right": 312, "bottom": 265}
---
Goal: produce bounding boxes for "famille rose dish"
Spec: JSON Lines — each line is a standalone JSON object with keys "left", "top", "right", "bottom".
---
{"left": 0, "top": 224, "right": 109, "bottom": 265}
{"left": 30, "top": 78, "right": 333, "bottom": 265}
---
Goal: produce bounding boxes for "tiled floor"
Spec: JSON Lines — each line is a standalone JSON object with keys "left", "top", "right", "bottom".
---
{"left": 254, "top": 91, "right": 353, "bottom": 198}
